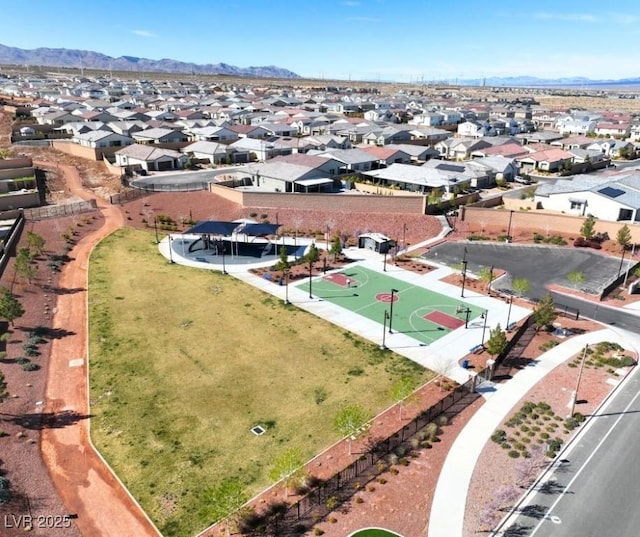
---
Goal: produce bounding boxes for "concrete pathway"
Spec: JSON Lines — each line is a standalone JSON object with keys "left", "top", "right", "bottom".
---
{"left": 428, "top": 327, "right": 640, "bottom": 537}
{"left": 159, "top": 233, "right": 530, "bottom": 384}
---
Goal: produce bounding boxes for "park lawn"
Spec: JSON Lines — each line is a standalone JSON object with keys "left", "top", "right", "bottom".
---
{"left": 88, "top": 228, "right": 433, "bottom": 537}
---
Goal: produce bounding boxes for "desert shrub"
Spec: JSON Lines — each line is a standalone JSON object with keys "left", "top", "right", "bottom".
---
{"left": 491, "top": 429, "right": 507, "bottom": 444}
{"left": 21, "top": 362, "right": 40, "bottom": 371}
{"left": 508, "top": 450, "right": 520, "bottom": 458}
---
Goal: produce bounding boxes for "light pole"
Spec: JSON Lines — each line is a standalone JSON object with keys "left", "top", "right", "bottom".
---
{"left": 221, "top": 241, "right": 227, "bottom": 275}
{"left": 487, "top": 265, "right": 494, "bottom": 296}
{"left": 481, "top": 310, "right": 489, "bottom": 347}
{"left": 168, "top": 235, "right": 174, "bottom": 264}
{"left": 461, "top": 259, "right": 468, "bottom": 297}
{"left": 308, "top": 261, "right": 313, "bottom": 299}
{"left": 284, "top": 269, "right": 290, "bottom": 305}
{"left": 506, "top": 210, "right": 514, "bottom": 242}
{"left": 571, "top": 344, "right": 589, "bottom": 417}
{"left": 381, "top": 310, "right": 390, "bottom": 349}
{"left": 383, "top": 250, "right": 388, "bottom": 272}
{"left": 617, "top": 245, "right": 627, "bottom": 279}
{"left": 456, "top": 305, "right": 472, "bottom": 328}
{"left": 153, "top": 215, "right": 159, "bottom": 244}
{"left": 506, "top": 295, "right": 514, "bottom": 329}
{"left": 402, "top": 223, "right": 408, "bottom": 252}
{"left": 389, "top": 288, "right": 399, "bottom": 333}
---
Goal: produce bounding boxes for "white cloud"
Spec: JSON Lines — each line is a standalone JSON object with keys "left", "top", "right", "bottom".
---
{"left": 132, "top": 29, "right": 156, "bottom": 38}
{"left": 343, "top": 1, "right": 360, "bottom": 5}
{"left": 533, "top": 12, "right": 598, "bottom": 23}
{"left": 609, "top": 13, "right": 639, "bottom": 25}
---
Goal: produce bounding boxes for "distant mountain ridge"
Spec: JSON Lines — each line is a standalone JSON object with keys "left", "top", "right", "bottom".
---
{"left": 460, "top": 75, "right": 640, "bottom": 87}
{"left": 0, "top": 43, "right": 300, "bottom": 79}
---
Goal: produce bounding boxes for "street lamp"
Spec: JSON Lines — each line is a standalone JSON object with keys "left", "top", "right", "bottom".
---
{"left": 308, "top": 261, "right": 313, "bottom": 299}
{"left": 487, "top": 265, "right": 494, "bottom": 296}
{"left": 456, "top": 305, "right": 472, "bottom": 328}
{"left": 153, "top": 215, "right": 159, "bottom": 244}
{"left": 571, "top": 344, "right": 589, "bottom": 417}
{"left": 383, "top": 249, "right": 388, "bottom": 272}
{"left": 389, "top": 288, "right": 399, "bottom": 333}
{"left": 461, "top": 259, "right": 468, "bottom": 298}
{"left": 402, "top": 223, "right": 408, "bottom": 252}
{"left": 480, "top": 310, "right": 489, "bottom": 347}
{"left": 221, "top": 240, "right": 227, "bottom": 275}
{"left": 506, "top": 210, "right": 514, "bottom": 243}
{"left": 168, "top": 235, "right": 174, "bottom": 264}
{"left": 381, "top": 310, "right": 390, "bottom": 349}
{"left": 617, "top": 244, "right": 627, "bottom": 279}
{"left": 284, "top": 269, "right": 290, "bottom": 305}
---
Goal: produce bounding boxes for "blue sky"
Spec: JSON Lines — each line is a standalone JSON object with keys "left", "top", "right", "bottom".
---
{"left": 1, "top": 0, "right": 638, "bottom": 81}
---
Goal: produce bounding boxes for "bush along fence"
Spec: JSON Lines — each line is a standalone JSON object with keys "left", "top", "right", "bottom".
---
{"left": 232, "top": 315, "right": 534, "bottom": 536}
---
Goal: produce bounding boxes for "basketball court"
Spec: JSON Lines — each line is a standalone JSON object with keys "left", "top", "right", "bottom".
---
{"left": 297, "top": 266, "right": 484, "bottom": 346}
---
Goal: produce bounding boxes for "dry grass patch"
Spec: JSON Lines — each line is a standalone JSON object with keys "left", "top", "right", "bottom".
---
{"left": 89, "top": 228, "right": 432, "bottom": 536}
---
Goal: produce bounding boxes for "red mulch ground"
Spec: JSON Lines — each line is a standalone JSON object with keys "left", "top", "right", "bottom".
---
{"left": 0, "top": 213, "right": 103, "bottom": 537}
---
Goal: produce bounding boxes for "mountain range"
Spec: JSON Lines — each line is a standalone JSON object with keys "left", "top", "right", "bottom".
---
{"left": 0, "top": 44, "right": 300, "bottom": 79}
{"left": 454, "top": 75, "right": 640, "bottom": 88}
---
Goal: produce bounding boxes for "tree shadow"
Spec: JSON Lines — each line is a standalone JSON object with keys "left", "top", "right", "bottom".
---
{"left": 41, "top": 285, "right": 86, "bottom": 295}
{"left": 16, "top": 326, "right": 76, "bottom": 339}
{"left": 1, "top": 410, "right": 91, "bottom": 430}
{"left": 516, "top": 503, "right": 548, "bottom": 519}
{"left": 502, "top": 523, "right": 533, "bottom": 536}
{"left": 536, "top": 480, "right": 571, "bottom": 495}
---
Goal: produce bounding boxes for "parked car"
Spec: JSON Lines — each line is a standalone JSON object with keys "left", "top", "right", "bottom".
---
{"left": 514, "top": 176, "right": 532, "bottom": 185}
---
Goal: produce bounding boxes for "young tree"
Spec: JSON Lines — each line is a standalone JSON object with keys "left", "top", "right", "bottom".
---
{"left": 14, "top": 247, "right": 37, "bottom": 284}
{"left": 333, "top": 403, "right": 369, "bottom": 455}
{"left": 512, "top": 277, "right": 531, "bottom": 298}
{"left": 199, "top": 479, "right": 248, "bottom": 525}
{"left": 0, "top": 288, "right": 24, "bottom": 327}
{"left": 533, "top": 294, "right": 558, "bottom": 332}
{"left": 26, "top": 231, "right": 46, "bottom": 256}
{"left": 274, "top": 244, "right": 290, "bottom": 274}
{"left": 580, "top": 215, "right": 596, "bottom": 240}
{"left": 389, "top": 377, "right": 415, "bottom": 421}
{"left": 330, "top": 235, "right": 342, "bottom": 262}
{"left": 567, "top": 271, "right": 585, "bottom": 291}
{"left": 616, "top": 224, "right": 632, "bottom": 249}
{"left": 268, "top": 447, "right": 305, "bottom": 495}
{"left": 478, "top": 266, "right": 495, "bottom": 294}
{"left": 486, "top": 323, "right": 508, "bottom": 359}
{"left": 306, "top": 243, "right": 320, "bottom": 266}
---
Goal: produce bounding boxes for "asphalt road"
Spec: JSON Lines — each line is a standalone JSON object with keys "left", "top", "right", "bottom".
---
{"left": 501, "top": 366, "right": 640, "bottom": 537}
{"left": 421, "top": 242, "right": 640, "bottom": 332}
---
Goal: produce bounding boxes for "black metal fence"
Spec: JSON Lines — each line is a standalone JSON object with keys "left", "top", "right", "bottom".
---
{"left": 110, "top": 176, "right": 209, "bottom": 204}
{"left": 23, "top": 200, "right": 97, "bottom": 221}
{"left": 0, "top": 212, "right": 24, "bottom": 278}
{"left": 234, "top": 315, "right": 534, "bottom": 535}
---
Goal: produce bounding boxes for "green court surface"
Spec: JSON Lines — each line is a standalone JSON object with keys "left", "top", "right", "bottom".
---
{"left": 348, "top": 529, "right": 404, "bottom": 537}
{"left": 297, "top": 266, "right": 484, "bottom": 345}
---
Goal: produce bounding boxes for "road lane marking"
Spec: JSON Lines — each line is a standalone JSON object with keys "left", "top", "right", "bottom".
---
{"left": 530, "top": 386, "right": 640, "bottom": 536}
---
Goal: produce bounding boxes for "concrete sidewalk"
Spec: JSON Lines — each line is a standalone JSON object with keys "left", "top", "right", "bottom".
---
{"left": 428, "top": 327, "right": 640, "bottom": 537}
{"left": 160, "top": 232, "right": 531, "bottom": 385}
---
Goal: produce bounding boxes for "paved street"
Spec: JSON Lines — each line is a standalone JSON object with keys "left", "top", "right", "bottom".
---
{"left": 500, "top": 364, "right": 640, "bottom": 537}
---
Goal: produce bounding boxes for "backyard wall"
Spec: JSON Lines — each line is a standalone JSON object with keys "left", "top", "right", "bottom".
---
{"left": 0, "top": 157, "right": 32, "bottom": 170}
{"left": 208, "top": 184, "right": 427, "bottom": 214}
{"left": 460, "top": 206, "right": 640, "bottom": 242}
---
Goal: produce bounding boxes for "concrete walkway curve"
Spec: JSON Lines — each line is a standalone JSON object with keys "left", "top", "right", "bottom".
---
{"left": 428, "top": 327, "right": 640, "bottom": 537}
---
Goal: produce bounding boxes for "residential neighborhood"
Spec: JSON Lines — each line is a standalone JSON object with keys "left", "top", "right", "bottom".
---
{"left": 2, "top": 65, "right": 640, "bottom": 537}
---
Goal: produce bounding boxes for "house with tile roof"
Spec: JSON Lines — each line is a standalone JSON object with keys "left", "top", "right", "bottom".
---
{"left": 114, "top": 144, "right": 188, "bottom": 172}
{"left": 534, "top": 174, "right": 640, "bottom": 222}
{"left": 245, "top": 153, "right": 342, "bottom": 192}
{"left": 516, "top": 148, "right": 574, "bottom": 172}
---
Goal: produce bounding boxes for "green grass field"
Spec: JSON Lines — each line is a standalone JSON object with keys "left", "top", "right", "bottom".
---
{"left": 88, "top": 229, "right": 434, "bottom": 536}
{"left": 298, "top": 266, "right": 484, "bottom": 345}
{"left": 349, "top": 529, "right": 404, "bottom": 537}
